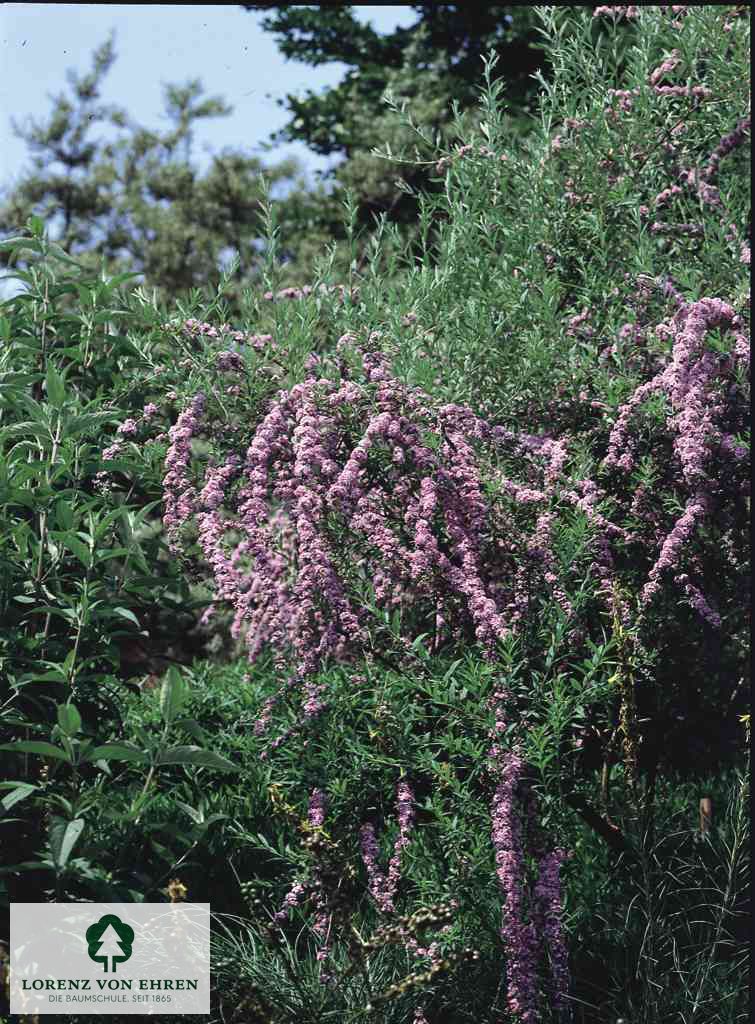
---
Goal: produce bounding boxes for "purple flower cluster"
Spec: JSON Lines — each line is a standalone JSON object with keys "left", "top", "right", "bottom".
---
{"left": 533, "top": 850, "right": 571, "bottom": 1019}
{"left": 606, "top": 82, "right": 711, "bottom": 117}
{"left": 299, "top": 789, "right": 334, "bottom": 981}
{"left": 273, "top": 880, "right": 307, "bottom": 924}
{"left": 604, "top": 297, "right": 748, "bottom": 616}
{"left": 490, "top": 752, "right": 542, "bottom": 1023}
{"left": 308, "top": 787, "right": 327, "bottom": 829}
{"left": 163, "top": 392, "right": 206, "bottom": 552}
{"left": 196, "top": 456, "right": 242, "bottom": 606}
{"left": 166, "top": 317, "right": 275, "bottom": 352}
{"left": 216, "top": 350, "right": 245, "bottom": 372}
{"left": 649, "top": 50, "right": 681, "bottom": 87}
{"left": 487, "top": 732, "right": 573, "bottom": 1023}
{"left": 565, "top": 308, "right": 592, "bottom": 337}
{"left": 592, "top": 5, "right": 639, "bottom": 19}
{"left": 161, "top": 279, "right": 746, "bottom": 708}
{"left": 263, "top": 283, "right": 359, "bottom": 303}
{"left": 685, "top": 116, "right": 751, "bottom": 213}
{"left": 360, "top": 780, "right": 415, "bottom": 914}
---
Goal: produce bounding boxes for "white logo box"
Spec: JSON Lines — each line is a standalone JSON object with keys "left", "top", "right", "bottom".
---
{"left": 11, "top": 902, "right": 210, "bottom": 1016}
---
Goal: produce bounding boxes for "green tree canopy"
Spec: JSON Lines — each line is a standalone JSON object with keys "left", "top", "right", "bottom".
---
{"left": 243, "top": 5, "right": 546, "bottom": 158}
{"left": 239, "top": 5, "right": 549, "bottom": 273}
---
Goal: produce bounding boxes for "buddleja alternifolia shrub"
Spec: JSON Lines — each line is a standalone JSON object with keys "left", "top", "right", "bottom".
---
{"left": 98, "top": 6, "right": 748, "bottom": 1022}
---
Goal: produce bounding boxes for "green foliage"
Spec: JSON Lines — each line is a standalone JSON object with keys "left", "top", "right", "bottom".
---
{"left": 0, "top": 223, "right": 223, "bottom": 908}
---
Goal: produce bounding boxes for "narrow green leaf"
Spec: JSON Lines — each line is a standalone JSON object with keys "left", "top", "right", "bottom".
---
{"left": 86, "top": 743, "right": 149, "bottom": 764}
{"left": 46, "top": 365, "right": 66, "bottom": 408}
{"left": 113, "top": 607, "right": 140, "bottom": 627}
{"left": 175, "top": 800, "right": 204, "bottom": 825}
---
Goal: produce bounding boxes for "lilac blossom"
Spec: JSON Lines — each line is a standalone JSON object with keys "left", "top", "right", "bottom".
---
{"left": 490, "top": 751, "right": 541, "bottom": 1023}
{"left": 273, "top": 880, "right": 308, "bottom": 924}
{"left": 533, "top": 850, "right": 571, "bottom": 1020}
{"left": 649, "top": 50, "right": 681, "bottom": 86}
{"left": 593, "top": 5, "right": 639, "bottom": 19}
{"left": 642, "top": 496, "right": 706, "bottom": 604}
{"left": 360, "top": 780, "right": 415, "bottom": 914}
{"left": 162, "top": 392, "right": 206, "bottom": 551}
{"left": 117, "top": 418, "right": 139, "bottom": 437}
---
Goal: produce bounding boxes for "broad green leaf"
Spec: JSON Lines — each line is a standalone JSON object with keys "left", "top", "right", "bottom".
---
{"left": 66, "top": 411, "right": 117, "bottom": 438}
{"left": 0, "top": 421, "right": 51, "bottom": 440}
{"left": 49, "top": 531, "right": 91, "bottom": 568}
{"left": 160, "top": 666, "right": 187, "bottom": 725}
{"left": 0, "top": 783, "right": 38, "bottom": 813}
{"left": 55, "top": 499, "right": 74, "bottom": 531}
{"left": 15, "top": 671, "right": 68, "bottom": 685}
{"left": 57, "top": 703, "right": 82, "bottom": 737}
{"left": 0, "top": 741, "right": 71, "bottom": 762}
{"left": 49, "top": 817, "right": 84, "bottom": 869}
{"left": 156, "top": 746, "right": 235, "bottom": 771}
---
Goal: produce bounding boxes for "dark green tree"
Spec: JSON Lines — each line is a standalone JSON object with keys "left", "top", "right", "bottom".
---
{"left": 242, "top": 5, "right": 547, "bottom": 244}
{"left": 244, "top": 6, "right": 545, "bottom": 157}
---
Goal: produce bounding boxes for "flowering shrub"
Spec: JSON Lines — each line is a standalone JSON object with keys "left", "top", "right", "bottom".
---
{"left": 147, "top": 7, "right": 750, "bottom": 1021}
{"left": 1, "top": 5, "right": 748, "bottom": 1023}
{"left": 139, "top": 7, "right": 751, "bottom": 1021}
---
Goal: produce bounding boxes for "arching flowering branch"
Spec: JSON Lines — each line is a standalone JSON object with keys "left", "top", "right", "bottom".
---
{"left": 160, "top": 287, "right": 747, "bottom": 729}
{"left": 603, "top": 297, "right": 749, "bottom": 617}
{"left": 360, "top": 779, "right": 415, "bottom": 915}
{"left": 163, "top": 333, "right": 587, "bottom": 702}
{"left": 163, "top": 392, "right": 206, "bottom": 552}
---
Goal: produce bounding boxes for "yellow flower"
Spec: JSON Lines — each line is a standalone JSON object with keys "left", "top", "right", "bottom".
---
{"left": 166, "top": 878, "right": 188, "bottom": 902}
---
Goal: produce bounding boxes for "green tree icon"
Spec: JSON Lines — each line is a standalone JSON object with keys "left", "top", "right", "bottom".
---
{"left": 86, "top": 914, "right": 134, "bottom": 972}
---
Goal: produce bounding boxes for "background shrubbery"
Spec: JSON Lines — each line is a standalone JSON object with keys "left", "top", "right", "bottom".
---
{"left": 1, "top": 5, "right": 750, "bottom": 1023}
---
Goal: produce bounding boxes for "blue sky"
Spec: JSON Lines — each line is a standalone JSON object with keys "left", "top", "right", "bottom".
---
{"left": 0, "top": 4, "right": 417, "bottom": 189}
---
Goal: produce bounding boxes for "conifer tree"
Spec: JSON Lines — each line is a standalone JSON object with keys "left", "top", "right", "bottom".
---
{"left": 0, "top": 33, "right": 310, "bottom": 309}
